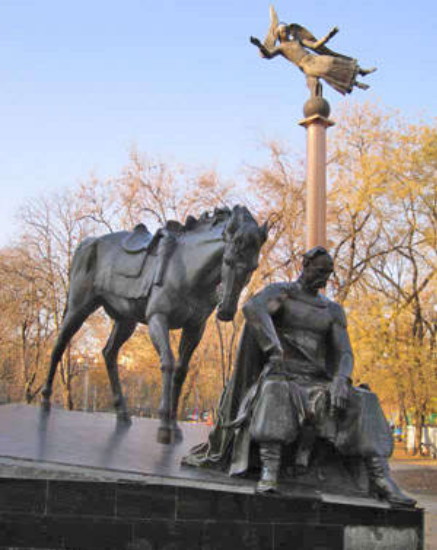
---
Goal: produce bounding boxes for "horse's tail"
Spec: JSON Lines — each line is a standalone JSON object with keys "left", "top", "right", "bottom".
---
{"left": 63, "top": 237, "right": 98, "bottom": 318}
{"left": 70, "top": 237, "right": 98, "bottom": 278}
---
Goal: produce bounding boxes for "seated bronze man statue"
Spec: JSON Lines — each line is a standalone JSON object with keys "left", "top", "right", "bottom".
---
{"left": 185, "top": 247, "right": 415, "bottom": 507}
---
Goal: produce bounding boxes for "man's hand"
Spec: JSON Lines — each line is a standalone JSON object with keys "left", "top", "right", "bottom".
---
{"left": 250, "top": 36, "right": 262, "bottom": 48}
{"left": 329, "top": 26, "right": 339, "bottom": 38}
{"left": 329, "top": 375, "right": 350, "bottom": 413}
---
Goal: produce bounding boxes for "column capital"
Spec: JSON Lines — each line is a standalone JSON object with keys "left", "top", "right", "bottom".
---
{"left": 299, "top": 114, "right": 335, "bottom": 129}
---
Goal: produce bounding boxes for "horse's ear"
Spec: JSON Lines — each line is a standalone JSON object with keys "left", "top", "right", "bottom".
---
{"left": 225, "top": 206, "right": 240, "bottom": 237}
{"left": 185, "top": 215, "right": 197, "bottom": 230}
{"left": 259, "top": 221, "right": 269, "bottom": 243}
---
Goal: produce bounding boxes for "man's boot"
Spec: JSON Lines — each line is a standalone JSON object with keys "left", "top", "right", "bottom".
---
{"left": 257, "top": 442, "right": 281, "bottom": 494}
{"left": 366, "top": 457, "right": 416, "bottom": 507}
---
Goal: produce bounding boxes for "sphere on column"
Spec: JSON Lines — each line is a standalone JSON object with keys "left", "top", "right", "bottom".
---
{"left": 303, "top": 96, "right": 331, "bottom": 119}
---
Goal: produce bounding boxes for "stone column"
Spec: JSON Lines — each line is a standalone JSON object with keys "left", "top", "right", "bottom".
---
{"left": 299, "top": 97, "right": 334, "bottom": 250}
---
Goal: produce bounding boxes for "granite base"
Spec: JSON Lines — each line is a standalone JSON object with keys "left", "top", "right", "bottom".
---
{"left": 0, "top": 477, "right": 424, "bottom": 549}
{"left": 0, "top": 404, "right": 424, "bottom": 549}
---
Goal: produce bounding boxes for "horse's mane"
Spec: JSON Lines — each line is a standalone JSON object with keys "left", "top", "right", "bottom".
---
{"left": 182, "top": 207, "right": 231, "bottom": 232}
{"left": 123, "top": 206, "right": 256, "bottom": 245}
{"left": 169, "top": 205, "right": 256, "bottom": 235}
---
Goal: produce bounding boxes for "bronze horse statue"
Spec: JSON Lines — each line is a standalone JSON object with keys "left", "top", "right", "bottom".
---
{"left": 41, "top": 206, "right": 267, "bottom": 443}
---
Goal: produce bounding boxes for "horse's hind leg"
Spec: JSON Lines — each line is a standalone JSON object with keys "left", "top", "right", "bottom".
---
{"left": 102, "top": 319, "right": 136, "bottom": 423}
{"left": 41, "top": 301, "right": 98, "bottom": 410}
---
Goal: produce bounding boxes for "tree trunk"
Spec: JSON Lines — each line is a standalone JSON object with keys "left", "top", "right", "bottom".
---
{"left": 413, "top": 413, "right": 425, "bottom": 456}
{"left": 62, "top": 382, "right": 74, "bottom": 411}
{"left": 24, "top": 386, "right": 33, "bottom": 404}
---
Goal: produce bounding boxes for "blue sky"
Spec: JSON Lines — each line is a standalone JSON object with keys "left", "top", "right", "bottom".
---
{"left": 0, "top": 0, "right": 435, "bottom": 246}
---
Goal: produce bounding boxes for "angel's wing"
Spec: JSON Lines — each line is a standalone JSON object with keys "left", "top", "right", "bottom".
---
{"left": 288, "top": 23, "right": 352, "bottom": 60}
{"left": 263, "top": 5, "right": 279, "bottom": 49}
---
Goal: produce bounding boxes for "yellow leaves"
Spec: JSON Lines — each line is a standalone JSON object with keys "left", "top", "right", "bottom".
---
{"left": 0, "top": 100, "right": 435, "bottom": 419}
{"left": 345, "top": 286, "right": 437, "bottom": 418}
{"left": 329, "top": 103, "right": 436, "bottom": 215}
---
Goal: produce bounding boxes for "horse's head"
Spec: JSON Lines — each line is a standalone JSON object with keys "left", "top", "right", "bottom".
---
{"left": 217, "top": 206, "right": 268, "bottom": 322}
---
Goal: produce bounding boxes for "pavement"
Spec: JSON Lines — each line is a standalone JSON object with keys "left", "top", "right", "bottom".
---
{"left": 390, "top": 444, "right": 437, "bottom": 550}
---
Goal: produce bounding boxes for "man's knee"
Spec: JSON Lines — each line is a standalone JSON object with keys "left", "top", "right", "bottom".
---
{"left": 250, "top": 379, "right": 300, "bottom": 443}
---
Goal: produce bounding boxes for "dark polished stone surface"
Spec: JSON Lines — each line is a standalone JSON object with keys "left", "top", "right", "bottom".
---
{"left": 0, "top": 404, "right": 425, "bottom": 549}
{"left": 47, "top": 481, "right": 116, "bottom": 517}
{"left": 0, "top": 478, "right": 424, "bottom": 550}
{"left": 0, "top": 515, "right": 64, "bottom": 549}
{"left": 0, "top": 404, "right": 251, "bottom": 490}
{"left": 275, "top": 524, "right": 344, "bottom": 550}
{"left": 133, "top": 520, "right": 205, "bottom": 550}
{"left": 0, "top": 404, "right": 422, "bottom": 510}
{"left": 116, "top": 484, "right": 176, "bottom": 520}
{"left": 0, "top": 478, "right": 47, "bottom": 515}
{"left": 177, "top": 486, "right": 249, "bottom": 521}
{"left": 53, "top": 518, "right": 133, "bottom": 550}
{"left": 249, "top": 493, "right": 320, "bottom": 524}
{"left": 201, "top": 520, "right": 273, "bottom": 550}
{"left": 0, "top": 404, "right": 393, "bottom": 503}
{"left": 0, "top": 404, "right": 206, "bottom": 479}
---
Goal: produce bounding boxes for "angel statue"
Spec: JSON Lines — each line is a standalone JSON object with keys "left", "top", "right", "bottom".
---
{"left": 250, "top": 6, "right": 376, "bottom": 97}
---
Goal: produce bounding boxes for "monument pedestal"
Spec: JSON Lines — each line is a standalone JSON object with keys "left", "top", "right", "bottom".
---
{"left": 0, "top": 405, "right": 423, "bottom": 549}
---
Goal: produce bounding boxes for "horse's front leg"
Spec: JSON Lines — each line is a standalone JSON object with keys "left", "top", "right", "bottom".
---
{"left": 172, "top": 321, "right": 206, "bottom": 442}
{"left": 148, "top": 313, "right": 175, "bottom": 444}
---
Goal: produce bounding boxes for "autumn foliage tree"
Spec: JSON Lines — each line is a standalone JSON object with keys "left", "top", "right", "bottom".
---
{"left": 0, "top": 103, "right": 434, "bottom": 454}
{"left": 329, "top": 103, "right": 436, "bottom": 452}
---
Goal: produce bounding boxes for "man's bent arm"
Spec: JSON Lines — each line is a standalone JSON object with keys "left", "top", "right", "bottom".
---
{"left": 302, "top": 26, "right": 339, "bottom": 51}
{"left": 330, "top": 303, "right": 354, "bottom": 380}
{"left": 328, "top": 303, "right": 354, "bottom": 411}
{"left": 242, "top": 283, "right": 288, "bottom": 359}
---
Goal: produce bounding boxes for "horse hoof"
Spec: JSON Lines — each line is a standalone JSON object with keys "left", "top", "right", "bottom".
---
{"left": 172, "top": 426, "right": 183, "bottom": 444}
{"left": 157, "top": 427, "right": 173, "bottom": 445}
{"left": 116, "top": 412, "right": 132, "bottom": 425}
{"left": 41, "top": 400, "right": 51, "bottom": 412}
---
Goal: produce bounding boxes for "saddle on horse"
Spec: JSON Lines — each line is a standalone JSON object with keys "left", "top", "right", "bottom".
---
{"left": 94, "top": 221, "right": 182, "bottom": 299}
{"left": 121, "top": 223, "right": 155, "bottom": 253}
{"left": 118, "top": 222, "right": 179, "bottom": 286}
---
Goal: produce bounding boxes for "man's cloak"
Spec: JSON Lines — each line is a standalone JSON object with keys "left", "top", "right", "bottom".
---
{"left": 183, "top": 321, "right": 393, "bottom": 476}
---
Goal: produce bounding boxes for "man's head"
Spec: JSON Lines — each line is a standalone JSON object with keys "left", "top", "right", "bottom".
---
{"left": 300, "top": 247, "right": 334, "bottom": 291}
{"left": 275, "top": 24, "right": 289, "bottom": 42}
